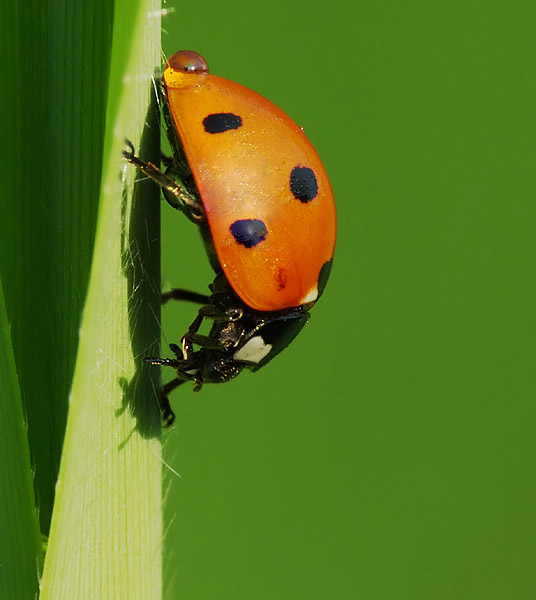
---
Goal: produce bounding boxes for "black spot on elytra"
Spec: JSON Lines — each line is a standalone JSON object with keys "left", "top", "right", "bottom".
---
{"left": 203, "top": 113, "right": 242, "bottom": 133}
{"left": 230, "top": 219, "right": 267, "bottom": 248}
{"left": 317, "top": 258, "right": 333, "bottom": 298}
{"left": 290, "top": 166, "right": 318, "bottom": 203}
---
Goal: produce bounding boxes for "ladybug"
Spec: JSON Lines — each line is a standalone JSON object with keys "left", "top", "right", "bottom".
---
{"left": 124, "top": 50, "right": 336, "bottom": 425}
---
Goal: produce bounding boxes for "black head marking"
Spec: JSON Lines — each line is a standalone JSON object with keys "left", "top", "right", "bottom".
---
{"left": 317, "top": 258, "right": 334, "bottom": 298}
{"left": 290, "top": 166, "right": 318, "bottom": 203}
{"left": 203, "top": 113, "right": 243, "bottom": 134}
{"left": 230, "top": 219, "right": 268, "bottom": 248}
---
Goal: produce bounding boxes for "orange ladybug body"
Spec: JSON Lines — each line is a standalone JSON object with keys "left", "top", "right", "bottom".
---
{"left": 124, "top": 50, "right": 336, "bottom": 424}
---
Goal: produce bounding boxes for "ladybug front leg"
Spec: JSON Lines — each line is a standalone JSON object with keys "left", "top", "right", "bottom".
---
{"left": 123, "top": 140, "right": 205, "bottom": 222}
{"left": 160, "top": 151, "right": 174, "bottom": 169}
{"left": 162, "top": 288, "right": 210, "bottom": 305}
{"left": 142, "top": 360, "right": 193, "bottom": 426}
{"left": 158, "top": 377, "right": 187, "bottom": 427}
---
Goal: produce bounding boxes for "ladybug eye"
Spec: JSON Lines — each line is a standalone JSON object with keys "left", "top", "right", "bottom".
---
{"left": 166, "top": 51, "right": 209, "bottom": 75}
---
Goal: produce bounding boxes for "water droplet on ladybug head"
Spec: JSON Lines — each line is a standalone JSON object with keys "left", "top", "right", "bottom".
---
{"left": 164, "top": 51, "right": 210, "bottom": 90}
{"left": 167, "top": 50, "right": 209, "bottom": 75}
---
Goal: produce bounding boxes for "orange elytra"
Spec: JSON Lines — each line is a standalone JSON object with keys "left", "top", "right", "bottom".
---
{"left": 163, "top": 50, "right": 336, "bottom": 312}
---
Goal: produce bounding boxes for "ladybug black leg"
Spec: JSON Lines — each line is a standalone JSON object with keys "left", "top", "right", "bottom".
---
{"left": 181, "top": 304, "right": 242, "bottom": 359}
{"left": 160, "top": 151, "right": 174, "bottom": 168}
{"left": 144, "top": 356, "right": 180, "bottom": 368}
{"left": 159, "top": 377, "right": 187, "bottom": 427}
{"left": 123, "top": 141, "right": 205, "bottom": 222}
{"left": 169, "top": 343, "right": 181, "bottom": 357}
{"left": 196, "top": 304, "right": 242, "bottom": 321}
{"left": 162, "top": 289, "right": 210, "bottom": 305}
{"left": 183, "top": 332, "right": 227, "bottom": 350}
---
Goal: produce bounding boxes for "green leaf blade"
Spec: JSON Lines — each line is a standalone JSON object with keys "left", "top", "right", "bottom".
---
{"left": 39, "top": 0, "right": 163, "bottom": 596}
{"left": 0, "top": 277, "right": 42, "bottom": 598}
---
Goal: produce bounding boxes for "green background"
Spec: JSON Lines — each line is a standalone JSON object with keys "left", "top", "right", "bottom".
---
{"left": 160, "top": 2, "right": 535, "bottom": 598}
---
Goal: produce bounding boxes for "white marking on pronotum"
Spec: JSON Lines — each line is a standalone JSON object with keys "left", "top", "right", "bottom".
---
{"left": 233, "top": 336, "right": 273, "bottom": 364}
{"left": 300, "top": 287, "right": 318, "bottom": 304}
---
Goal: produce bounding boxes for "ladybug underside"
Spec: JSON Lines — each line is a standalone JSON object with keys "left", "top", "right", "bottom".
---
{"left": 145, "top": 274, "right": 310, "bottom": 425}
